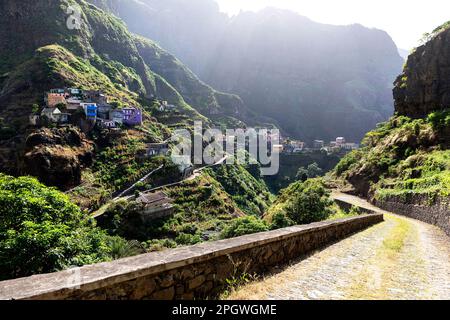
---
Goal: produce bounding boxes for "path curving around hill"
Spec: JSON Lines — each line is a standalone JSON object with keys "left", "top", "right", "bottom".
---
{"left": 227, "top": 194, "right": 450, "bottom": 300}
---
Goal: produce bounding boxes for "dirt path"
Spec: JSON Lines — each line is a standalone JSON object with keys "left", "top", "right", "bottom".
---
{"left": 227, "top": 194, "right": 450, "bottom": 300}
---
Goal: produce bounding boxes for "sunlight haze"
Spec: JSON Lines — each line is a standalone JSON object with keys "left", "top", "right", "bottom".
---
{"left": 215, "top": 0, "right": 450, "bottom": 50}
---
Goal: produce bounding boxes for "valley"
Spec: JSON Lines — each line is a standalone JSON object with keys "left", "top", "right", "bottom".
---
{"left": 0, "top": 0, "right": 448, "bottom": 302}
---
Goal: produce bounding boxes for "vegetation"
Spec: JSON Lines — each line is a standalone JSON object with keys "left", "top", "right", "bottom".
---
{"left": 284, "top": 180, "right": 334, "bottom": 225}
{"left": 296, "top": 162, "right": 324, "bottom": 182}
{"left": 264, "top": 152, "right": 340, "bottom": 193}
{"left": 332, "top": 111, "right": 450, "bottom": 204}
{"left": 265, "top": 178, "right": 336, "bottom": 225}
{"left": 205, "top": 164, "right": 273, "bottom": 216}
{"left": 221, "top": 216, "right": 269, "bottom": 239}
{"left": 0, "top": 174, "right": 118, "bottom": 280}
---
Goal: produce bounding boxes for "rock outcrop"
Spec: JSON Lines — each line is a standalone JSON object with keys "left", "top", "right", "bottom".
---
{"left": 21, "top": 127, "right": 94, "bottom": 190}
{"left": 394, "top": 26, "right": 450, "bottom": 117}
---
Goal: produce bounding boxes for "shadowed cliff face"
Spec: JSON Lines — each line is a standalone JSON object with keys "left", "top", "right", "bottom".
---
{"left": 394, "top": 26, "right": 450, "bottom": 117}
{"left": 22, "top": 127, "right": 94, "bottom": 190}
{"left": 87, "top": 0, "right": 404, "bottom": 142}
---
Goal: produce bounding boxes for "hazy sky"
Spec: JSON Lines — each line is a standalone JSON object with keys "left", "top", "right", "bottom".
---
{"left": 215, "top": 0, "right": 450, "bottom": 50}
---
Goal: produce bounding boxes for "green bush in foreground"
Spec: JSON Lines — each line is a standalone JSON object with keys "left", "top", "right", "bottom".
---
{"left": 284, "top": 179, "right": 334, "bottom": 225}
{"left": 0, "top": 174, "right": 114, "bottom": 280}
{"left": 221, "top": 216, "right": 269, "bottom": 239}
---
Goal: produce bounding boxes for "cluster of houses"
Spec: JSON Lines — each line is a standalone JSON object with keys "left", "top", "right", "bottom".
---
{"left": 272, "top": 136, "right": 359, "bottom": 154}
{"left": 30, "top": 88, "right": 143, "bottom": 129}
{"left": 314, "top": 137, "right": 359, "bottom": 153}
{"left": 156, "top": 100, "right": 177, "bottom": 113}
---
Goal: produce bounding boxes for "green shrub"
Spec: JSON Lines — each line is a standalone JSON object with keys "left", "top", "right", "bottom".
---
{"left": 427, "top": 110, "right": 450, "bottom": 130}
{"left": 0, "top": 174, "right": 112, "bottom": 280}
{"left": 106, "top": 237, "right": 144, "bottom": 260}
{"left": 175, "top": 233, "right": 202, "bottom": 245}
{"left": 221, "top": 216, "right": 269, "bottom": 239}
{"left": 284, "top": 179, "right": 334, "bottom": 224}
{"left": 335, "top": 150, "right": 361, "bottom": 176}
{"left": 270, "top": 212, "right": 295, "bottom": 230}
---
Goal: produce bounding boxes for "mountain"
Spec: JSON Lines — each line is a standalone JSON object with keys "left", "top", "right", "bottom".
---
{"left": 331, "top": 22, "right": 450, "bottom": 234}
{"left": 0, "top": 0, "right": 250, "bottom": 185}
{"left": 0, "top": 0, "right": 249, "bottom": 130}
{"left": 87, "top": 0, "right": 404, "bottom": 142}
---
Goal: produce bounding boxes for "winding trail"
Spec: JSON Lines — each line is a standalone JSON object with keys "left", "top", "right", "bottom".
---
{"left": 228, "top": 193, "right": 450, "bottom": 300}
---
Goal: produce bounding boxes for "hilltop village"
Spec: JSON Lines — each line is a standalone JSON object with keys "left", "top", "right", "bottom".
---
{"left": 29, "top": 87, "right": 177, "bottom": 132}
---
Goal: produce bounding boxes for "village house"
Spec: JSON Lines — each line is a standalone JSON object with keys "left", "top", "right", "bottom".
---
{"left": 81, "top": 103, "right": 98, "bottom": 120}
{"left": 135, "top": 192, "right": 175, "bottom": 223}
{"left": 342, "top": 143, "right": 359, "bottom": 150}
{"left": 83, "top": 90, "right": 108, "bottom": 105}
{"left": 313, "top": 140, "right": 325, "bottom": 149}
{"left": 68, "top": 88, "right": 82, "bottom": 97}
{"left": 109, "top": 109, "right": 124, "bottom": 125}
{"left": 97, "top": 105, "right": 112, "bottom": 120}
{"left": 145, "top": 143, "right": 170, "bottom": 157}
{"left": 273, "top": 144, "right": 284, "bottom": 153}
{"left": 46, "top": 93, "right": 67, "bottom": 108}
{"left": 336, "top": 137, "right": 346, "bottom": 146}
{"left": 291, "top": 140, "right": 305, "bottom": 153}
{"left": 158, "top": 101, "right": 176, "bottom": 112}
{"left": 123, "top": 106, "right": 143, "bottom": 126}
{"left": 66, "top": 97, "right": 83, "bottom": 111}
{"left": 49, "top": 88, "right": 66, "bottom": 95}
{"left": 40, "top": 107, "right": 70, "bottom": 124}
{"left": 97, "top": 118, "right": 116, "bottom": 129}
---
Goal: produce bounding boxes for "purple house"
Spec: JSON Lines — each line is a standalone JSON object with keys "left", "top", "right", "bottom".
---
{"left": 123, "top": 107, "right": 143, "bottom": 126}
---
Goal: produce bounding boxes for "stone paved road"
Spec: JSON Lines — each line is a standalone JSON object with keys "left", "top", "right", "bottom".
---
{"left": 228, "top": 194, "right": 450, "bottom": 300}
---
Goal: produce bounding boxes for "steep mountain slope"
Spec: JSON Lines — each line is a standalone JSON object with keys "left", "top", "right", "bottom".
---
{"left": 0, "top": 0, "right": 248, "bottom": 130}
{"left": 87, "top": 0, "right": 404, "bottom": 142}
{"left": 331, "top": 22, "right": 450, "bottom": 234}
{"left": 0, "top": 0, "right": 256, "bottom": 209}
{"left": 0, "top": 0, "right": 273, "bottom": 224}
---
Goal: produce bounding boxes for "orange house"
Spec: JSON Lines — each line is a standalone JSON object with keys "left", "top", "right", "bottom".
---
{"left": 46, "top": 93, "right": 67, "bottom": 108}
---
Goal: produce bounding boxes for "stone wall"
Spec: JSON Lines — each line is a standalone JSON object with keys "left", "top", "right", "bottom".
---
{"left": 375, "top": 195, "right": 450, "bottom": 236}
{"left": 0, "top": 214, "right": 383, "bottom": 300}
{"left": 334, "top": 199, "right": 374, "bottom": 214}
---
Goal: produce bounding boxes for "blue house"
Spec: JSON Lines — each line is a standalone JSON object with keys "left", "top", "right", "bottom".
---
{"left": 81, "top": 103, "right": 98, "bottom": 119}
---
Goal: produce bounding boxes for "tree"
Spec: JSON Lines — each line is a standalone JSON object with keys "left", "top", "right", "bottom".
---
{"left": 296, "top": 167, "right": 309, "bottom": 182}
{"left": 306, "top": 163, "right": 323, "bottom": 178}
{"left": 284, "top": 179, "right": 333, "bottom": 224}
{"left": 296, "top": 162, "right": 323, "bottom": 181}
{"left": 0, "top": 174, "right": 113, "bottom": 280}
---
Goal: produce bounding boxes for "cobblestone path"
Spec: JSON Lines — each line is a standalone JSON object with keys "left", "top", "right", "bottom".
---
{"left": 228, "top": 194, "right": 450, "bottom": 300}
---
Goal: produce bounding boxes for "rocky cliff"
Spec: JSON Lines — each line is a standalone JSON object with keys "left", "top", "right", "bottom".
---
{"left": 21, "top": 127, "right": 94, "bottom": 190}
{"left": 332, "top": 22, "right": 450, "bottom": 231}
{"left": 394, "top": 24, "right": 450, "bottom": 117}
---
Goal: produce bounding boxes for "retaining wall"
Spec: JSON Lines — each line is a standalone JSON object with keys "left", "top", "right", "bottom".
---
{"left": 374, "top": 194, "right": 449, "bottom": 236}
{"left": 0, "top": 213, "right": 383, "bottom": 300}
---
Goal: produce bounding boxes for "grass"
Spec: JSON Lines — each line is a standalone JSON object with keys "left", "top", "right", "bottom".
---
{"left": 327, "top": 205, "right": 360, "bottom": 221}
{"left": 333, "top": 111, "right": 450, "bottom": 205}
{"left": 344, "top": 214, "right": 414, "bottom": 299}
{"left": 382, "top": 216, "right": 410, "bottom": 253}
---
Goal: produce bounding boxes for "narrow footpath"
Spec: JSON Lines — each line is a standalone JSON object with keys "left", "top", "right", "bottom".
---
{"left": 228, "top": 193, "right": 450, "bottom": 300}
